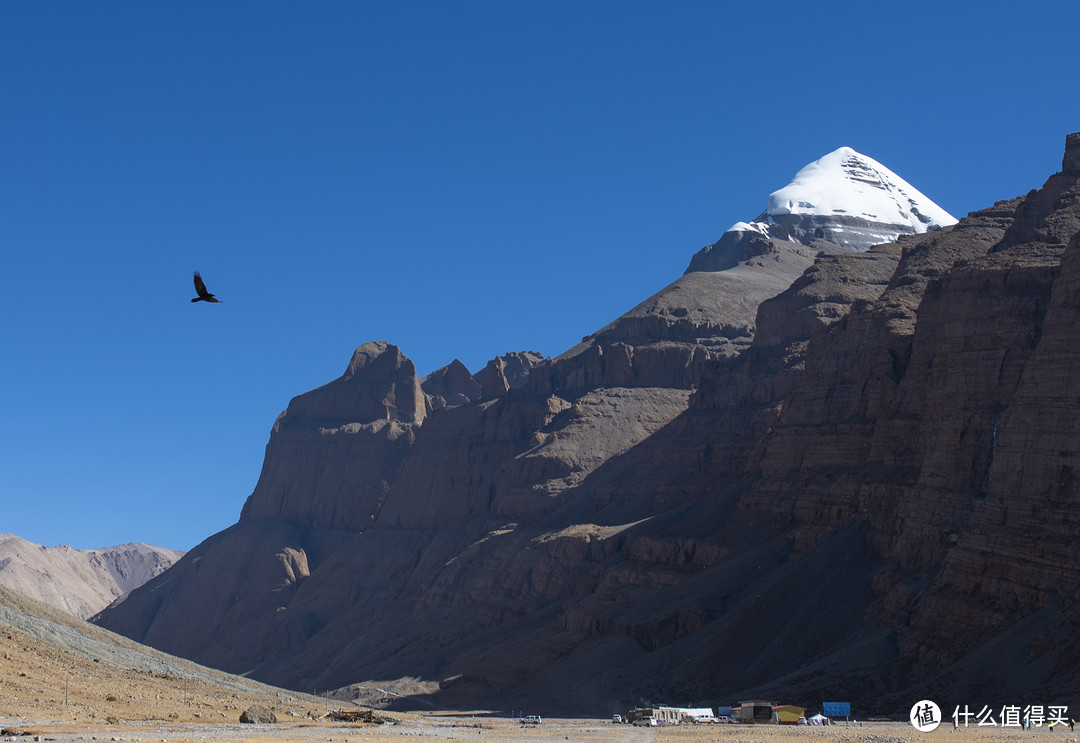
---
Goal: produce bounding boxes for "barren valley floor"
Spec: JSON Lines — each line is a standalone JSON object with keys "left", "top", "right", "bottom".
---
{"left": 0, "top": 716, "right": 1073, "bottom": 743}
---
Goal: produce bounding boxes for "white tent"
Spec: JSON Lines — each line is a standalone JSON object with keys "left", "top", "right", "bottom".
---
{"left": 808, "top": 714, "right": 829, "bottom": 726}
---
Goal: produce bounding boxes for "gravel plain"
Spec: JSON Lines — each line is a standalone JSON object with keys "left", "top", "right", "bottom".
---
{"left": 1, "top": 717, "right": 1074, "bottom": 743}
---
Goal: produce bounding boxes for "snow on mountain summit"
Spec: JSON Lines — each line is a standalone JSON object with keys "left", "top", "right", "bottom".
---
{"left": 729, "top": 146, "right": 958, "bottom": 251}
{"left": 767, "top": 147, "right": 956, "bottom": 229}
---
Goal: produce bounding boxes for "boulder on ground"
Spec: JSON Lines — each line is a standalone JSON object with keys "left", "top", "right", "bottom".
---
{"left": 239, "top": 705, "right": 277, "bottom": 724}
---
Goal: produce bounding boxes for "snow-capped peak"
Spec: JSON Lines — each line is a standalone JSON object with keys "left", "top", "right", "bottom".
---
{"left": 728, "top": 147, "right": 957, "bottom": 251}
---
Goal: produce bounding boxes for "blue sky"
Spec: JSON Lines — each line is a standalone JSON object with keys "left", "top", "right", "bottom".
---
{"left": 3, "top": 2, "right": 1079, "bottom": 551}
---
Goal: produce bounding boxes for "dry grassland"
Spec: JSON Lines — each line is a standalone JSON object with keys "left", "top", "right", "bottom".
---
{"left": 0, "top": 620, "right": 331, "bottom": 726}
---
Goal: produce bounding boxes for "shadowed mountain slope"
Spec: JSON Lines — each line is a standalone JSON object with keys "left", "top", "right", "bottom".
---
{"left": 95, "top": 137, "right": 1080, "bottom": 716}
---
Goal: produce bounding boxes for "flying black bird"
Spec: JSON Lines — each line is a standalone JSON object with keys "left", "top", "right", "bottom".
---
{"left": 191, "top": 271, "right": 222, "bottom": 303}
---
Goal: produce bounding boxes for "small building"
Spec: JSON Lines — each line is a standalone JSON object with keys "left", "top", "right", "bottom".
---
{"left": 739, "top": 701, "right": 777, "bottom": 724}
{"left": 628, "top": 706, "right": 715, "bottom": 725}
{"left": 676, "top": 707, "right": 716, "bottom": 723}
{"left": 776, "top": 705, "right": 807, "bottom": 725}
{"left": 654, "top": 707, "right": 681, "bottom": 724}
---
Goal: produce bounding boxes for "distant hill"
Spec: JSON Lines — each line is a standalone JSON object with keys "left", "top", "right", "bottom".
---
{"left": 0, "top": 534, "right": 183, "bottom": 619}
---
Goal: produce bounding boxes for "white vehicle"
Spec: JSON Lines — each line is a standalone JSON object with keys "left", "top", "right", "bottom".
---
{"left": 521, "top": 715, "right": 542, "bottom": 725}
{"left": 612, "top": 714, "right": 623, "bottom": 723}
{"left": 632, "top": 717, "right": 658, "bottom": 727}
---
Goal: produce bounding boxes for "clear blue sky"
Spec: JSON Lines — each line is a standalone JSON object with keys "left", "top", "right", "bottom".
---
{"left": 3, "top": 1, "right": 1078, "bottom": 551}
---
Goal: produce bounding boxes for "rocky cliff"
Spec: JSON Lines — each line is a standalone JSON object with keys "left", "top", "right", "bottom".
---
{"left": 95, "top": 136, "right": 1080, "bottom": 716}
{"left": 0, "top": 535, "right": 183, "bottom": 620}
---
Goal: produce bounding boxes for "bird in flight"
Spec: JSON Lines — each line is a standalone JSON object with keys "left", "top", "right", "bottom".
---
{"left": 191, "top": 271, "right": 222, "bottom": 303}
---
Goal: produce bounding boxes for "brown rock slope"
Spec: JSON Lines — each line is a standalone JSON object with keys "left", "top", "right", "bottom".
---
{"left": 738, "top": 135, "right": 1080, "bottom": 708}
{"left": 0, "top": 535, "right": 183, "bottom": 620}
{"left": 0, "top": 583, "right": 338, "bottom": 723}
{"left": 97, "top": 134, "right": 1080, "bottom": 717}
{"left": 93, "top": 201, "right": 827, "bottom": 705}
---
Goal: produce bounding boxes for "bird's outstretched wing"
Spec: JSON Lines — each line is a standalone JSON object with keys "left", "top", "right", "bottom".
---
{"left": 193, "top": 271, "right": 210, "bottom": 298}
{"left": 191, "top": 271, "right": 221, "bottom": 302}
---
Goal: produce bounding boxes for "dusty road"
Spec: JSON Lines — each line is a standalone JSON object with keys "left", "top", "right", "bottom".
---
{"left": 0, "top": 716, "right": 1070, "bottom": 743}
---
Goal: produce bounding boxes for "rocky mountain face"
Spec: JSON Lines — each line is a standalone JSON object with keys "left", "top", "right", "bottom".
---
{"left": 0, "top": 534, "right": 183, "bottom": 620}
{"left": 94, "top": 136, "right": 1080, "bottom": 716}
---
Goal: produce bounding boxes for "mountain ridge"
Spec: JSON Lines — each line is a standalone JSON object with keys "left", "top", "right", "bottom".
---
{"left": 0, "top": 534, "right": 183, "bottom": 620}
{"left": 94, "top": 135, "right": 1080, "bottom": 716}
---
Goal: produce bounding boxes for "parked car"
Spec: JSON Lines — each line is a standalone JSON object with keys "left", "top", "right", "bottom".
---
{"left": 612, "top": 715, "right": 623, "bottom": 723}
{"left": 521, "top": 715, "right": 542, "bottom": 725}
{"left": 632, "top": 717, "right": 658, "bottom": 727}
{"left": 692, "top": 716, "right": 720, "bottom": 724}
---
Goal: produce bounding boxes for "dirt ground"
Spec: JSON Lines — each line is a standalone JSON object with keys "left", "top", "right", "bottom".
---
{"left": 1, "top": 716, "right": 1077, "bottom": 743}
{"left": 0, "top": 620, "right": 336, "bottom": 726}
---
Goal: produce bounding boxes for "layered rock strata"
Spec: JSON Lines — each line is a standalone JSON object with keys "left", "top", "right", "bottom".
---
{"left": 95, "top": 135, "right": 1080, "bottom": 716}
